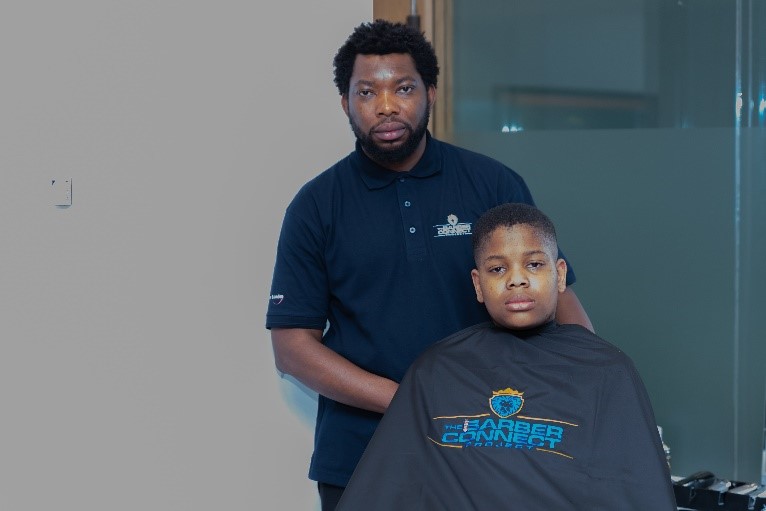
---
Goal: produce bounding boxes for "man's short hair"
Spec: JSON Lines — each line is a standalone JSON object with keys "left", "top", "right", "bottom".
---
{"left": 333, "top": 19, "right": 439, "bottom": 95}
{"left": 472, "top": 203, "right": 558, "bottom": 263}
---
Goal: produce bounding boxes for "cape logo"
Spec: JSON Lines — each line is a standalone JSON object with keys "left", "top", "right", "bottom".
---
{"left": 270, "top": 294, "right": 284, "bottom": 305}
{"left": 429, "top": 386, "right": 575, "bottom": 457}
{"left": 489, "top": 387, "right": 524, "bottom": 418}
{"left": 433, "top": 214, "right": 472, "bottom": 237}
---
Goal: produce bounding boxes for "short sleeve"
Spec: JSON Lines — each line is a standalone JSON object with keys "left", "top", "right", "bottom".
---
{"left": 265, "top": 190, "right": 330, "bottom": 330}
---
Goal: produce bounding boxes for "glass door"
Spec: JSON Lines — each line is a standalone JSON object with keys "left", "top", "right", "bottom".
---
{"left": 441, "top": 0, "right": 766, "bottom": 482}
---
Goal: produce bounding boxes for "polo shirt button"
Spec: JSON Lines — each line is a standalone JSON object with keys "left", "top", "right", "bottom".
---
{"left": 399, "top": 178, "right": 406, "bottom": 183}
{"left": 404, "top": 201, "right": 411, "bottom": 207}
{"left": 409, "top": 227, "right": 416, "bottom": 234}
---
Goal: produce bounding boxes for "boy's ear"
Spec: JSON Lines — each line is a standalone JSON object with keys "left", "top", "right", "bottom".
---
{"left": 470, "top": 269, "right": 485, "bottom": 303}
{"left": 556, "top": 259, "right": 567, "bottom": 293}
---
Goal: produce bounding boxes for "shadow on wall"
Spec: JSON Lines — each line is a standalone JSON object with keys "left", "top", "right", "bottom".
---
{"left": 278, "top": 372, "right": 319, "bottom": 427}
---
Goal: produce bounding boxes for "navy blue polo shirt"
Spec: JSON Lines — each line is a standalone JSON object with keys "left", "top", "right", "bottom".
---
{"left": 266, "top": 132, "right": 576, "bottom": 487}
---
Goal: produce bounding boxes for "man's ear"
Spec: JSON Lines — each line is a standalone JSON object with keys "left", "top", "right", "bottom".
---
{"left": 556, "top": 259, "right": 567, "bottom": 293}
{"left": 471, "top": 269, "right": 485, "bottom": 304}
{"left": 427, "top": 85, "right": 436, "bottom": 111}
{"left": 341, "top": 94, "right": 349, "bottom": 117}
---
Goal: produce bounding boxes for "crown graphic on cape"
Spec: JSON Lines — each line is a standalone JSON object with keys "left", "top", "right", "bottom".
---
{"left": 489, "top": 387, "right": 525, "bottom": 418}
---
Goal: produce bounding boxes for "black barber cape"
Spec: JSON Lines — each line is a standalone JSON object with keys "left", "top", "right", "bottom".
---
{"left": 336, "top": 322, "right": 676, "bottom": 511}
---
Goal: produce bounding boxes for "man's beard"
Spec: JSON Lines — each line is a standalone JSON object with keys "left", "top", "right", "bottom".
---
{"left": 350, "top": 108, "right": 430, "bottom": 167}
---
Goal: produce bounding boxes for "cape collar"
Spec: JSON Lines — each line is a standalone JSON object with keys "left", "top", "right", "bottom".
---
{"left": 492, "top": 320, "right": 560, "bottom": 339}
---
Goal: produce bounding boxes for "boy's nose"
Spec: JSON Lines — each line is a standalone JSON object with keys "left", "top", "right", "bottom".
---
{"left": 506, "top": 268, "right": 529, "bottom": 288}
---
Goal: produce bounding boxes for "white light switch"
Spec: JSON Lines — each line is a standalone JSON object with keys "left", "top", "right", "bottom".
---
{"left": 51, "top": 178, "right": 72, "bottom": 206}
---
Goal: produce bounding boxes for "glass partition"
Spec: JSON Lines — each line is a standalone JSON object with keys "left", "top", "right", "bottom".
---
{"left": 446, "top": 0, "right": 766, "bottom": 482}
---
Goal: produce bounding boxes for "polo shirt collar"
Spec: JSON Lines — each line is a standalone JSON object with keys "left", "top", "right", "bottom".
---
{"left": 354, "top": 131, "right": 441, "bottom": 190}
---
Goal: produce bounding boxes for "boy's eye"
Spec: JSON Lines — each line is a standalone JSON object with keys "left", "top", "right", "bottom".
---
{"left": 489, "top": 266, "right": 505, "bottom": 274}
{"left": 527, "top": 262, "right": 544, "bottom": 270}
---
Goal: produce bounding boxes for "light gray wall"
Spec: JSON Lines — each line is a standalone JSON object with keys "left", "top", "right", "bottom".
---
{"left": 0, "top": 2, "right": 369, "bottom": 510}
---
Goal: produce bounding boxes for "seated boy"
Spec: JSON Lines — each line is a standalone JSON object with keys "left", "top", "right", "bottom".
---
{"left": 336, "top": 203, "right": 676, "bottom": 510}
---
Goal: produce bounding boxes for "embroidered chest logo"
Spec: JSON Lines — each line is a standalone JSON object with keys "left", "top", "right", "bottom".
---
{"left": 428, "top": 386, "right": 578, "bottom": 460}
{"left": 269, "top": 294, "right": 284, "bottom": 305}
{"left": 433, "top": 214, "right": 472, "bottom": 237}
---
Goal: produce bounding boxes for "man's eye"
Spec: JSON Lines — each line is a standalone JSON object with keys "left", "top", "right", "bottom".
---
{"left": 399, "top": 85, "right": 414, "bottom": 94}
{"left": 357, "top": 90, "right": 373, "bottom": 97}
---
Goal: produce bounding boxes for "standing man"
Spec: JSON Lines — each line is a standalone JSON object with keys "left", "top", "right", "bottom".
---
{"left": 266, "top": 19, "right": 593, "bottom": 511}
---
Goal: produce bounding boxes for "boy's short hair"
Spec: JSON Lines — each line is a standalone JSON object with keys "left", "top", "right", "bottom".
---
{"left": 472, "top": 203, "right": 558, "bottom": 263}
{"left": 332, "top": 19, "right": 440, "bottom": 95}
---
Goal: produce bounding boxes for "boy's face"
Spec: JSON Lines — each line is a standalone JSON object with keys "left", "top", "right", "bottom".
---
{"left": 471, "top": 224, "right": 567, "bottom": 330}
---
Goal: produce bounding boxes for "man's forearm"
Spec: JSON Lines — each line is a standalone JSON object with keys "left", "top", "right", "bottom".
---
{"left": 271, "top": 327, "right": 399, "bottom": 414}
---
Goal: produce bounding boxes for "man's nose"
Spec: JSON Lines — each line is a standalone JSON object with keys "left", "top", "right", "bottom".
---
{"left": 377, "top": 91, "right": 399, "bottom": 116}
